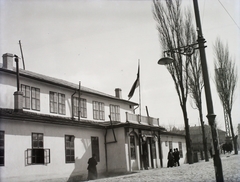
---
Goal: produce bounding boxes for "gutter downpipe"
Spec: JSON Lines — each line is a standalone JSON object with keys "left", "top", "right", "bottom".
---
{"left": 71, "top": 90, "right": 77, "bottom": 120}
{"left": 104, "top": 115, "right": 117, "bottom": 173}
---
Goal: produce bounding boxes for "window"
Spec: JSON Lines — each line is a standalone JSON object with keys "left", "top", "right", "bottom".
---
{"left": 93, "top": 101, "right": 104, "bottom": 120}
{"left": 0, "top": 131, "right": 4, "bottom": 166}
{"left": 21, "top": 84, "right": 40, "bottom": 110}
{"left": 169, "top": 141, "right": 173, "bottom": 150}
{"left": 50, "top": 92, "right": 58, "bottom": 113}
{"left": 110, "top": 105, "right": 120, "bottom": 121}
{"left": 178, "top": 142, "right": 183, "bottom": 158}
{"left": 91, "top": 137, "right": 100, "bottom": 162}
{"left": 58, "top": 93, "right": 65, "bottom": 115}
{"left": 32, "top": 133, "right": 44, "bottom": 164}
{"left": 151, "top": 138, "right": 156, "bottom": 159}
{"left": 21, "top": 84, "right": 30, "bottom": 109}
{"left": 25, "top": 133, "right": 50, "bottom": 165}
{"left": 49, "top": 92, "right": 65, "bottom": 115}
{"left": 73, "top": 97, "right": 87, "bottom": 118}
{"left": 31, "top": 87, "right": 40, "bottom": 111}
{"left": 130, "top": 135, "right": 136, "bottom": 159}
{"left": 65, "top": 135, "right": 75, "bottom": 163}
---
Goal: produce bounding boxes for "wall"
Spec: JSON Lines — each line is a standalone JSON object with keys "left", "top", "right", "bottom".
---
{"left": 0, "top": 118, "right": 105, "bottom": 182}
{"left": 105, "top": 127, "right": 128, "bottom": 173}
{"left": 0, "top": 71, "right": 134, "bottom": 123}
{"left": 160, "top": 134, "right": 186, "bottom": 167}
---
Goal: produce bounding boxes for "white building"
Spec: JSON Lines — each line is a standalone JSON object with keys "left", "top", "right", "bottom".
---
{"left": 0, "top": 53, "right": 186, "bottom": 182}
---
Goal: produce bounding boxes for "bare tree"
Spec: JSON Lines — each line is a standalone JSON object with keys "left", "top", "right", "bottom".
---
{"left": 153, "top": 0, "right": 195, "bottom": 164}
{"left": 188, "top": 50, "right": 209, "bottom": 161}
{"left": 214, "top": 38, "right": 238, "bottom": 154}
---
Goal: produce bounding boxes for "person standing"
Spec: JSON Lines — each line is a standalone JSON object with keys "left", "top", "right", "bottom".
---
{"left": 167, "top": 149, "right": 174, "bottom": 168}
{"left": 87, "top": 154, "right": 98, "bottom": 180}
{"left": 174, "top": 148, "right": 180, "bottom": 166}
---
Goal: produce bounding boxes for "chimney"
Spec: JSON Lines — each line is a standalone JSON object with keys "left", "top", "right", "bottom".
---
{"left": 2, "top": 53, "right": 14, "bottom": 70}
{"left": 115, "top": 88, "right": 122, "bottom": 99}
{"left": 14, "top": 91, "right": 23, "bottom": 112}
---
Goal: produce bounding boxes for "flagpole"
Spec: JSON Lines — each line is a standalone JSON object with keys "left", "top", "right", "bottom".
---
{"left": 138, "top": 59, "right": 141, "bottom": 123}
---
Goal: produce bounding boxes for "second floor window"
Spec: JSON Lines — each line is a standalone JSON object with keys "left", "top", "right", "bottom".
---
{"left": 22, "top": 85, "right": 30, "bottom": 109}
{"left": 73, "top": 97, "right": 87, "bottom": 118}
{"left": 110, "top": 105, "right": 120, "bottom": 121}
{"left": 93, "top": 101, "right": 104, "bottom": 120}
{"left": 31, "top": 87, "right": 40, "bottom": 111}
{"left": 50, "top": 92, "right": 65, "bottom": 115}
{"left": 21, "top": 84, "right": 40, "bottom": 111}
{"left": 58, "top": 93, "right": 65, "bottom": 115}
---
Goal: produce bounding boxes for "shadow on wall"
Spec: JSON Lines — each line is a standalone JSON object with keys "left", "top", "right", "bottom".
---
{"left": 67, "top": 139, "right": 92, "bottom": 182}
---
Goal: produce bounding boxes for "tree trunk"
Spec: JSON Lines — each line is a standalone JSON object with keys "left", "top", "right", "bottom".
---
{"left": 228, "top": 112, "right": 238, "bottom": 154}
{"left": 182, "top": 104, "right": 193, "bottom": 164}
{"left": 199, "top": 108, "right": 209, "bottom": 161}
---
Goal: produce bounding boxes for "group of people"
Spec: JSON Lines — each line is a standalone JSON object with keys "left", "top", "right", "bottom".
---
{"left": 167, "top": 148, "right": 180, "bottom": 168}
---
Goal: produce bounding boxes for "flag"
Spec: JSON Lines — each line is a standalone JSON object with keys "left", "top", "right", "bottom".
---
{"left": 128, "top": 65, "right": 139, "bottom": 100}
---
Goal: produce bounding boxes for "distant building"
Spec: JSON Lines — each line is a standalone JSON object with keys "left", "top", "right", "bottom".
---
{"left": 188, "top": 125, "right": 226, "bottom": 152}
{"left": 0, "top": 53, "right": 186, "bottom": 182}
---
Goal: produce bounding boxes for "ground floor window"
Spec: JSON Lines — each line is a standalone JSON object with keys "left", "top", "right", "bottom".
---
{"left": 65, "top": 135, "right": 75, "bottom": 163}
{"left": 26, "top": 133, "right": 50, "bottom": 165}
{"left": 130, "top": 135, "right": 136, "bottom": 159}
{"left": 91, "top": 136, "right": 100, "bottom": 162}
{"left": 169, "top": 141, "right": 173, "bottom": 150}
{"left": 0, "top": 131, "right": 4, "bottom": 166}
{"left": 178, "top": 142, "right": 183, "bottom": 158}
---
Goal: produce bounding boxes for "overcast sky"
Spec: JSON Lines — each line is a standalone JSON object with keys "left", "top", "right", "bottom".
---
{"left": 1, "top": 0, "right": 239, "bottom": 131}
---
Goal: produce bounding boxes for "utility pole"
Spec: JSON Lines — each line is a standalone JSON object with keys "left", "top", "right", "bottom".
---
{"left": 192, "top": 0, "right": 223, "bottom": 181}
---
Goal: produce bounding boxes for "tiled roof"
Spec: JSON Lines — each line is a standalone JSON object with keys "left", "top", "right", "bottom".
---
{"left": 0, "top": 109, "right": 166, "bottom": 131}
{"left": 0, "top": 108, "right": 106, "bottom": 129}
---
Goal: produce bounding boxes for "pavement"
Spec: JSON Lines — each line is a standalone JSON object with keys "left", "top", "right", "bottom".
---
{"left": 92, "top": 153, "right": 240, "bottom": 182}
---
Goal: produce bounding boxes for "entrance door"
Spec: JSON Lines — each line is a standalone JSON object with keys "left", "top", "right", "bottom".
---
{"left": 142, "top": 140, "right": 149, "bottom": 170}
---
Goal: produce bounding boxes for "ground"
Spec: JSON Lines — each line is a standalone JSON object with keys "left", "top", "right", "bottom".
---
{"left": 92, "top": 153, "right": 240, "bottom": 182}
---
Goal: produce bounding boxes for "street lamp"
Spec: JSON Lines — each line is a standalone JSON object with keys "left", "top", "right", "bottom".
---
{"left": 158, "top": 0, "right": 224, "bottom": 181}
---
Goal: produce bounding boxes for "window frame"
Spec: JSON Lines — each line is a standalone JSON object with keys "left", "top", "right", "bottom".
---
{"left": 178, "top": 142, "right": 183, "bottom": 158}
{"left": 31, "top": 133, "right": 44, "bottom": 165}
{"left": 50, "top": 91, "right": 58, "bottom": 113}
{"left": 109, "top": 104, "right": 120, "bottom": 121}
{"left": 31, "top": 87, "right": 40, "bottom": 111}
{"left": 169, "top": 141, "right": 173, "bottom": 150}
{"left": 130, "top": 135, "right": 136, "bottom": 159}
{"left": 0, "top": 131, "right": 4, "bottom": 166}
{"left": 58, "top": 93, "right": 66, "bottom": 115}
{"left": 21, "top": 84, "right": 30, "bottom": 109}
{"left": 65, "top": 135, "right": 75, "bottom": 163}
{"left": 93, "top": 101, "right": 105, "bottom": 120}
{"left": 73, "top": 97, "right": 87, "bottom": 118}
{"left": 91, "top": 136, "right": 100, "bottom": 162}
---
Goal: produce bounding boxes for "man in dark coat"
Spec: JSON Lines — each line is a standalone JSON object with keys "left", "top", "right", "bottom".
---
{"left": 167, "top": 149, "right": 174, "bottom": 167}
{"left": 87, "top": 154, "right": 98, "bottom": 180}
{"left": 174, "top": 148, "right": 180, "bottom": 166}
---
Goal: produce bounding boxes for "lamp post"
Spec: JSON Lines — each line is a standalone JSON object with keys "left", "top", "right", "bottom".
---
{"left": 158, "top": 0, "right": 224, "bottom": 181}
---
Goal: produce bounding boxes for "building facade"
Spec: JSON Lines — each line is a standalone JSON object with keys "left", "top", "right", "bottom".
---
{"left": 0, "top": 53, "right": 186, "bottom": 182}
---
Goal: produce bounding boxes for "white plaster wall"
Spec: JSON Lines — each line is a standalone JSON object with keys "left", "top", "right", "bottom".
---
{"left": 0, "top": 72, "right": 16, "bottom": 109}
{"left": 0, "top": 118, "right": 106, "bottom": 182}
{"left": 105, "top": 127, "right": 128, "bottom": 173}
{"left": 160, "top": 135, "right": 186, "bottom": 167}
{"left": 0, "top": 71, "right": 134, "bottom": 123}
